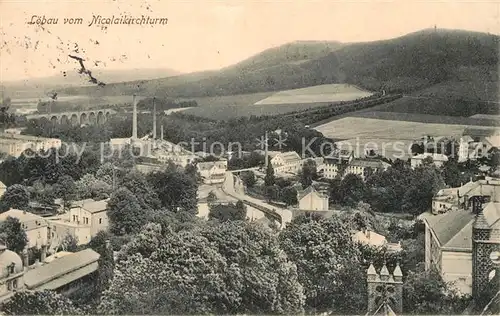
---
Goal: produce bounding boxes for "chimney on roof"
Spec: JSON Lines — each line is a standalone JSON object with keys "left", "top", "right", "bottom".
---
{"left": 160, "top": 124, "right": 164, "bottom": 140}
{"left": 132, "top": 94, "right": 138, "bottom": 140}
{"left": 22, "top": 248, "right": 29, "bottom": 271}
{"left": 41, "top": 245, "right": 46, "bottom": 262}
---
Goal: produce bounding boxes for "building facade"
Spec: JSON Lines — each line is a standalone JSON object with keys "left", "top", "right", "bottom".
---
{"left": 48, "top": 220, "right": 92, "bottom": 248}
{"left": 0, "top": 133, "right": 61, "bottom": 158}
{"left": 431, "top": 178, "right": 500, "bottom": 215}
{"left": 0, "top": 244, "right": 25, "bottom": 303}
{"left": 297, "top": 186, "right": 329, "bottom": 212}
{"left": 321, "top": 157, "right": 390, "bottom": 180}
{"left": 410, "top": 152, "right": 448, "bottom": 168}
{"left": 271, "top": 151, "right": 302, "bottom": 174}
{"left": 0, "top": 209, "right": 49, "bottom": 249}
{"left": 68, "top": 199, "right": 109, "bottom": 237}
{"left": 197, "top": 160, "right": 228, "bottom": 184}
{"left": 421, "top": 209, "right": 475, "bottom": 294}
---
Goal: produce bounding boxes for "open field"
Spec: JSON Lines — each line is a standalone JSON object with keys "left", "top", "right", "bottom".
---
{"left": 182, "top": 101, "right": 332, "bottom": 120}
{"left": 176, "top": 92, "right": 274, "bottom": 108}
{"left": 349, "top": 111, "right": 500, "bottom": 127}
{"left": 314, "top": 117, "right": 498, "bottom": 160}
{"left": 254, "top": 84, "right": 372, "bottom": 105}
{"left": 470, "top": 114, "right": 500, "bottom": 120}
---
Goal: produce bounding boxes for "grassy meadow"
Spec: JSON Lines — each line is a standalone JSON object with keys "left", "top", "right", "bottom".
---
{"left": 254, "top": 84, "right": 372, "bottom": 105}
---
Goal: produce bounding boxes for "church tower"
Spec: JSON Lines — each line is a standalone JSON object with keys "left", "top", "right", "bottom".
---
{"left": 471, "top": 201, "right": 500, "bottom": 301}
{"left": 367, "top": 261, "right": 403, "bottom": 315}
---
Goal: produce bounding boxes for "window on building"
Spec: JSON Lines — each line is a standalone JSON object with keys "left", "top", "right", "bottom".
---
{"left": 8, "top": 263, "right": 15, "bottom": 274}
{"left": 12, "top": 279, "right": 18, "bottom": 289}
{"left": 99, "top": 218, "right": 102, "bottom": 224}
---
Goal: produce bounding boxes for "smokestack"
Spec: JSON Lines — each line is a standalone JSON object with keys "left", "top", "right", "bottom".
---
{"left": 132, "top": 94, "right": 138, "bottom": 140}
{"left": 264, "top": 131, "right": 268, "bottom": 168}
{"left": 41, "top": 245, "right": 46, "bottom": 262}
{"left": 152, "top": 97, "right": 157, "bottom": 140}
{"left": 161, "top": 124, "right": 164, "bottom": 140}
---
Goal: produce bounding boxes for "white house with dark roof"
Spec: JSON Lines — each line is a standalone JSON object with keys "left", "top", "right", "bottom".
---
{"left": 0, "top": 209, "right": 49, "bottom": 249}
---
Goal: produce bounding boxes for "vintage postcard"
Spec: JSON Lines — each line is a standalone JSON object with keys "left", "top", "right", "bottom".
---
{"left": 0, "top": 0, "right": 499, "bottom": 315}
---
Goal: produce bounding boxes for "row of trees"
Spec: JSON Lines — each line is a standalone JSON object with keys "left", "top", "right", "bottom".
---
{"left": 328, "top": 159, "right": 445, "bottom": 215}
{"left": 326, "top": 156, "right": 496, "bottom": 215}
{"left": 137, "top": 97, "right": 198, "bottom": 111}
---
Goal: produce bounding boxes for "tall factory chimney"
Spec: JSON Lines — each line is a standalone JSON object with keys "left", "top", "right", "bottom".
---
{"left": 264, "top": 131, "right": 269, "bottom": 168}
{"left": 152, "top": 97, "right": 157, "bottom": 139}
{"left": 132, "top": 94, "right": 138, "bottom": 139}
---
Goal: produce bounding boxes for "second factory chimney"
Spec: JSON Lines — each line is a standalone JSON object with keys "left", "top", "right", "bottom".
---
{"left": 152, "top": 97, "right": 157, "bottom": 139}
{"left": 132, "top": 94, "right": 138, "bottom": 140}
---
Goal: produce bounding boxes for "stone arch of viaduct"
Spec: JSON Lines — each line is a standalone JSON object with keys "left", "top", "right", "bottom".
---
{"left": 26, "top": 109, "right": 117, "bottom": 126}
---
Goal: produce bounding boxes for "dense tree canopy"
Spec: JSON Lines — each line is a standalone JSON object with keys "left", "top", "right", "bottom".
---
{"left": 208, "top": 201, "right": 247, "bottom": 222}
{"left": 106, "top": 188, "right": 146, "bottom": 236}
{"left": 147, "top": 166, "right": 198, "bottom": 214}
{"left": 0, "top": 184, "right": 30, "bottom": 211}
{"left": 264, "top": 157, "right": 275, "bottom": 187}
{"left": 403, "top": 264, "right": 471, "bottom": 315}
{"left": 299, "top": 159, "right": 318, "bottom": 188}
{"left": 2, "top": 290, "right": 83, "bottom": 315}
{"left": 279, "top": 214, "right": 366, "bottom": 314}
{"left": 100, "top": 221, "right": 305, "bottom": 315}
{"left": 0, "top": 216, "right": 28, "bottom": 253}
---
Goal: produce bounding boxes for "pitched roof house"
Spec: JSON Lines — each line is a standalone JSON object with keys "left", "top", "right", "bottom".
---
{"left": 297, "top": 186, "right": 329, "bottom": 211}
{"left": 421, "top": 197, "right": 500, "bottom": 297}
{"left": 420, "top": 209, "right": 475, "bottom": 294}
{"left": 271, "top": 151, "right": 302, "bottom": 174}
{"left": 197, "top": 160, "right": 227, "bottom": 184}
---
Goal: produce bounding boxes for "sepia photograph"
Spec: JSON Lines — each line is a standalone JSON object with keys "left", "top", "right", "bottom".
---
{"left": 0, "top": 0, "right": 499, "bottom": 315}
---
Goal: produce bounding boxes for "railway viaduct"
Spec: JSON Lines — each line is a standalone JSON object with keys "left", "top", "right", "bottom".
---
{"left": 25, "top": 109, "right": 117, "bottom": 125}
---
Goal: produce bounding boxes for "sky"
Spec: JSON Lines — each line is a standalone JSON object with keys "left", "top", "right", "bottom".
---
{"left": 1, "top": 0, "right": 499, "bottom": 81}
